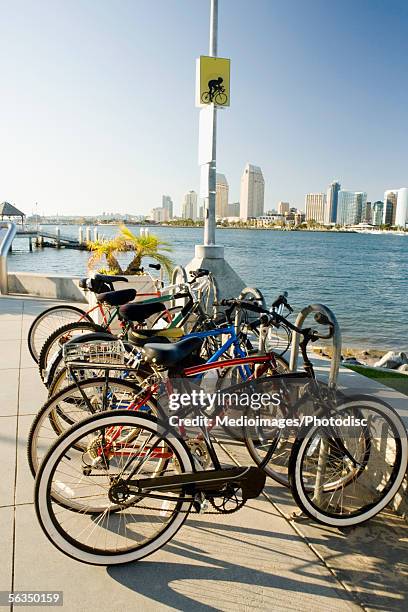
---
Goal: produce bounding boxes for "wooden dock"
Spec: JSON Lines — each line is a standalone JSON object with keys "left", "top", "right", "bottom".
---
{"left": 15, "top": 228, "right": 86, "bottom": 250}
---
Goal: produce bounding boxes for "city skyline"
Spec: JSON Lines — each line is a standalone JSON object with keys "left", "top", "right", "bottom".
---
{"left": 1, "top": 1, "right": 408, "bottom": 216}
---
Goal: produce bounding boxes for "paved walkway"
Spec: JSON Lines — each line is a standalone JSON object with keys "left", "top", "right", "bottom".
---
{"left": 0, "top": 295, "right": 407, "bottom": 612}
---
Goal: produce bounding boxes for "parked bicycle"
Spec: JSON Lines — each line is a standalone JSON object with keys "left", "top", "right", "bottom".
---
{"left": 32, "top": 303, "right": 407, "bottom": 564}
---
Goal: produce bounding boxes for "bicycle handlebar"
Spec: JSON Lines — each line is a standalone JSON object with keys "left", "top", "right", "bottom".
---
{"left": 220, "top": 297, "right": 334, "bottom": 341}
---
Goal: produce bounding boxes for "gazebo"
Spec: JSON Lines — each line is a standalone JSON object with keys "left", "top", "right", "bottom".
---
{"left": 0, "top": 202, "right": 25, "bottom": 226}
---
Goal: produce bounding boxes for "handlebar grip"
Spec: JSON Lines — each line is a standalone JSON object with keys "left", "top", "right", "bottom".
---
{"left": 173, "top": 292, "right": 190, "bottom": 299}
{"left": 149, "top": 263, "right": 161, "bottom": 270}
{"left": 189, "top": 268, "right": 210, "bottom": 279}
{"left": 272, "top": 292, "right": 290, "bottom": 309}
{"left": 314, "top": 312, "right": 332, "bottom": 326}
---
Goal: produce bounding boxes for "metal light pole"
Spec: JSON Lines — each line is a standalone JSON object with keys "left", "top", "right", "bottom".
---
{"left": 204, "top": 0, "right": 218, "bottom": 246}
{"left": 187, "top": 0, "right": 245, "bottom": 297}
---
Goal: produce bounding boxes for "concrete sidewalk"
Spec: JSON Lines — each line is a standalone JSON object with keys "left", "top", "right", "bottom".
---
{"left": 0, "top": 294, "right": 407, "bottom": 612}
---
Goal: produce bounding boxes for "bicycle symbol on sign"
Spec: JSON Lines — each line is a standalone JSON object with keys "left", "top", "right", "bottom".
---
{"left": 201, "top": 76, "right": 228, "bottom": 105}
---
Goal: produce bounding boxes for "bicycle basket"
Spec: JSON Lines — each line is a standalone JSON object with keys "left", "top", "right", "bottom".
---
{"left": 63, "top": 339, "right": 126, "bottom": 365}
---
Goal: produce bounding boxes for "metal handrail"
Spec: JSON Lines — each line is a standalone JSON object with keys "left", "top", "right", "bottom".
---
{"left": 289, "top": 303, "right": 342, "bottom": 389}
{"left": 0, "top": 222, "right": 17, "bottom": 295}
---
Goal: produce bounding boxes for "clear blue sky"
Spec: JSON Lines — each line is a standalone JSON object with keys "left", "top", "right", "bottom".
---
{"left": 1, "top": 0, "right": 407, "bottom": 216}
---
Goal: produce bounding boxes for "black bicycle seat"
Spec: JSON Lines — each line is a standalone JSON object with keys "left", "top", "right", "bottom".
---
{"left": 96, "top": 288, "right": 136, "bottom": 307}
{"left": 143, "top": 337, "right": 203, "bottom": 367}
{"left": 119, "top": 301, "right": 166, "bottom": 323}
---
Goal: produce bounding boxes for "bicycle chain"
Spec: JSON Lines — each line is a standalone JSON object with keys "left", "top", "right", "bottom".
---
{"left": 118, "top": 496, "right": 246, "bottom": 515}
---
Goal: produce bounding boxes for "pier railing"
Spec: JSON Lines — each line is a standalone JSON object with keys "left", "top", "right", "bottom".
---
{"left": 0, "top": 222, "right": 17, "bottom": 294}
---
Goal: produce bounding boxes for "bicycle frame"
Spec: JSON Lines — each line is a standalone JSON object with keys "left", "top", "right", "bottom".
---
{"left": 90, "top": 351, "right": 281, "bottom": 478}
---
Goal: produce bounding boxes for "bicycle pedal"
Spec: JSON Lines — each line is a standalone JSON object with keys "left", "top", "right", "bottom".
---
{"left": 193, "top": 493, "right": 208, "bottom": 514}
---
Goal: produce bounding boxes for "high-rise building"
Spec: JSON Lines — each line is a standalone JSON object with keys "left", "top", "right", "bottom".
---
{"left": 337, "top": 191, "right": 367, "bottom": 225}
{"left": 239, "top": 164, "right": 265, "bottom": 220}
{"left": 305, "top": 193, "right": 326, "bottom": 224}
{"left": 151, "top": 207, "right": 169, "bottom": 223}
{"left": 215, "top": 174, "right": 229, "bottom": 218}
{"left": 228, "top": 202, "right": 240, "bottom": 217}
{"left": 162, "top": 195, "right": 173, "bottom": 220}
{"left": 277, "top": 201, "right": 290, "bottom": 215}
{"left": 396, "top": 188, "right": 408, "bottom": 227}
{"left": 325, "top": 181, "right": 341, "bottom": 224}
{"left": 361, "top": 201, "right": 372, "bottom": 224}
{"left": 372, "top": 201, "right": 384, "bottom": 226}
{"left": 182, "top": 190, "right": 198, "bottom": 220}
{"left": 383, "top": 190, "right": 398, "bottom": 225}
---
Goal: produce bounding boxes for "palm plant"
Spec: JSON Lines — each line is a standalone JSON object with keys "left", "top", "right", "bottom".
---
{"left": 118, "top": 225, "right": 174, "bottom": 276}
{"left": 86, "top": 237, "right": 124, "bottom": 274}
{"left": 86, "top": 225, "right": 174, "bottom": 276}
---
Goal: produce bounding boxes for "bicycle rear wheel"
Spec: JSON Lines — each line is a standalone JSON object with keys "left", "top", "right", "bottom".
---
{"left": 28, "top": 305, "right": 92, "bottom": 363}
{"left": 28, "top": 377, "right": 148, "bottom": 477}
{"left": 34, "top": 411, "right": 194, "bottom": 565}
{"left": 289, "top": 396, "right": 407, "bottom": 527}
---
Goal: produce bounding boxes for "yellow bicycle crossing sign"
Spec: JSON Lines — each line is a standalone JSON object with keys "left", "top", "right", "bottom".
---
{"left": 196, "top": 56, "right": 230, "bottom": 107}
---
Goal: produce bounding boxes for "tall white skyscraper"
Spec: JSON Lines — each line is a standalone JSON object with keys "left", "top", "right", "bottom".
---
{"left": 162, "top": 195, "right": 173, "bottom": 220}
{"left": 182, "top": 190, "right": 198, "bottom": 220}
{"left": 337, "top": 191, "right": 367, "bottom": 225}
{"left": 305, "top": 193, "right": 326, "bottom": 224}
{"left": 239, "top": 164, "right": 265, "bottom": 220}
{"left": 215, "top": 173, "right": 229, "bottom": 218}
{"left": 396, "top": 188, "right": 408, "bottom": 227}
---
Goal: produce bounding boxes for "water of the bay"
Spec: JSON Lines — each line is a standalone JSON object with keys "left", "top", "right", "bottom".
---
{"left": 9, "top": 225, "right": 408, "bottom": 351}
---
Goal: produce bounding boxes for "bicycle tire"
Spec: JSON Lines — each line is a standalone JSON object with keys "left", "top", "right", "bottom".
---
{"left": 27, "top": 377, "right": 145, "bottom": 477}
{"left": 201, "top": 91, "right": 211, "bottom": 103}
{"left": 289, "top": 396, "right": 408, "bottom": 527}
{"left": 34, "top": 410, "right": 194, "bottom": 565}
{"left": 244, "top": 382, "right": 350, "bottom": 488}
{"left": 38, "top": 321, "right": 105, "bottom": 383}
{"left": 28, "top": 305, "right": 92, "bottom": 363}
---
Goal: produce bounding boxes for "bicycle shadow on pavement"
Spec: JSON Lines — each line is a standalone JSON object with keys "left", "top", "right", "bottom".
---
{"left": 108, "top": 517, "right": 362, "bottom": 612}
{"left": 260, "top": 478, "right": 408, "bottom": 611}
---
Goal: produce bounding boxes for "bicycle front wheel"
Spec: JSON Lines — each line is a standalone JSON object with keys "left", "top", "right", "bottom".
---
{"left": 289, "top": 396, "right": 407, "bottom": 527}
{"left": 35, "top": 411, "right": 194, "bottom": 565}
{"left": 28, "top": 305, "right": 91, "bottom": 363}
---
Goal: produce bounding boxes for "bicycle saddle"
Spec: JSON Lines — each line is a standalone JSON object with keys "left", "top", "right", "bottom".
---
{"left": 96, "top": 288, "right": 136, "bottom": 306}
{"left": 79, "top": 274, "right": 128, "bottom": 294}
{"left": 143, "top": 337, "right": 203, "bottom": 367}
{"left": 119, "top": 301, "right": 166, "bottom": 323}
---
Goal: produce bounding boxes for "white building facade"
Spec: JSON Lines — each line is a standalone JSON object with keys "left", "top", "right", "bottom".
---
{"left": 182, "top": 190, "right": 198, "bottom": 220}
{"left": 305, "top": 193, "right": 326, "bottom": 224}
{"left": 239, "top": 164, "right": 265, "bottom": 220}
{"left": 216, "top": 174, "right": 229, "bottom": 218}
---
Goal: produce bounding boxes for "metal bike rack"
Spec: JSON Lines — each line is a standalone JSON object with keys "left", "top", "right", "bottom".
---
{"left": 0, "top": 222, "right": 17, "bottom": 295}
{"left": 289, "top": 303, "right": 342, "bottom": 390}
{"left": 289, "top": 303, "right": 342, "bottom": 506}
